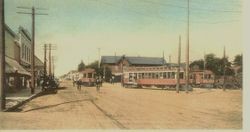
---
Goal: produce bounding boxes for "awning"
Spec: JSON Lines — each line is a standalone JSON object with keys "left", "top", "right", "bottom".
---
{"left": 5, "top": 57, "right": 31, "bottom": 76}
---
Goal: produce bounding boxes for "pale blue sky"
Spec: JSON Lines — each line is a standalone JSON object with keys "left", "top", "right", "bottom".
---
{"left": 5, "top": 0, "right": 243, "bottom": 76}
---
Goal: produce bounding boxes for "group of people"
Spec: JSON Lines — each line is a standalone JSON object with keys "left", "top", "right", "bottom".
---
{"left": 73, "top": 77, "right": 103, "bottom": 92}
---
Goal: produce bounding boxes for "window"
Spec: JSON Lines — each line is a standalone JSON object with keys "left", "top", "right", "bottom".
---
{"left": 171, "top": 72, "right": 175, "bottom": 79}
{"left": 208, "top": 74, "right": 211, "bottom": 79}
{"left": 148, "top": 73, "right": 152, "bottom": 78}
{"left": 22, "top": 45, "right": 24, "bottom": 58}
{"left": 163, "top": 72, "right": 166, "bottom": 78}
{"left": 180, "top": 72, "right": 184, "bottom": 79}
{"left": 88, "top": 73, "right": 92, "bottom": 78}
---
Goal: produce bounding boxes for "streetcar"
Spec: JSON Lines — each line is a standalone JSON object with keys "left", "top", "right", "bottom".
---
{"left": 79, "top": 68, "right": 96, "bottom": 86}
{"left": 122, "top": 66, "right": 215, "bottom": 89}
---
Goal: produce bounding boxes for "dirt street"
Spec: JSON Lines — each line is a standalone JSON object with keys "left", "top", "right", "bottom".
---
{"left": 0, "top": 80, "right": 242, "bottom": 129}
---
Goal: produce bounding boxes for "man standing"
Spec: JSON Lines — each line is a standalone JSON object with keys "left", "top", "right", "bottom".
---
{"left": 77, "top": 78, "right": 81, "bottom": 91}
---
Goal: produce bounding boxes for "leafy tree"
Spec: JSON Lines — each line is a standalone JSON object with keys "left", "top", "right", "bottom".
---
{"left": 190, "top": 53, "right": 234, "bottom": 76}
{"left": 85, "top": 61, "right": 112, "bottom": 81}
{"left": 78, "top": 60, "right": 85, "bottom": 72}
{"left": 233, "top": 54, "right": 243, "bottom": 73}
{"left": 190, "top": 59, "right": 204, "bottom": 70}
{"left": 233, "top": 54, "right": 242, "bottom": 66}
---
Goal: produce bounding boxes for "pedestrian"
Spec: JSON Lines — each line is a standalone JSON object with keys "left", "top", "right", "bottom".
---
{"left": 28, "top": 79, "right": 32, "bottom": 90}
{"left": 96, "top": 77, "right": 100, "bottom": 92}
{"left": 73, "top": 77, "right": 77, "bottom": 87}
{"left": 37, "top": 78, "right": 40, "bottom": 87}
{"left": 112, "top": 76, "right": 115, "bottom": 84}
{"left": 77, "top": 78, "right": 81, "bottom": 91}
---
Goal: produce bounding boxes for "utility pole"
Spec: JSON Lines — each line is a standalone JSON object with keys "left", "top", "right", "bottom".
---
{"left": 162, "top": 51, "right": 165, "bottom": 65}
{"left": 31, "top": 7, "right": 35, "bottom": 94}
{"left": 52, "top": 56, "right": 55, "bottom": 78}
{"left": 203, "top": 52, "right": 206, "bottom": 85}
{"left": 223, "top": 46, "right": 226, "bottom": 91}
{"left": 176, "top": 35, "right": 181, "bottom": 93}
{"left": 17, "top": 6, "right": 48, "bottom": 94}
{"left": 169, "top": 55, "right": 171, "bottom": 64}
{"left": 185, "top": 0, "right": 190, "bottom": 93}
{"left": 43, "top": 44, "right": 47, "bottom": 90}
{"left": 49, "top": 44, "right": 52, "bottom": 76}
{"left": 0, "top": 0, "right": 6, "bottom": 110}
{"left": 98, "top": 48, "right": 101, "bottom": 69}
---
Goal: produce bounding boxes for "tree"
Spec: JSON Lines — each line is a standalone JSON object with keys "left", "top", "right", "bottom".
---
{"left": 86, "top": 61, "right": 112, "bottom": 81}
{"left": 233, "top": 54, "right": 242, "bottom": 73}
{"left": 233, "top": 54, "right": 242, "bottom": 66}
{"left": 190, "top": 59, "right": 204, "bottom": 70}
{"left": 78, "top": 60, "right": 85, "bottom": 72}
{"left": 190, "top": 53, "right": 234, "bottom": 76}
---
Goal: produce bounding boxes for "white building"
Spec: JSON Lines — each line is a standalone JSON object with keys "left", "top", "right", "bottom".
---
{"left": 18, "top": 26, "right": 31, "bottom": 68}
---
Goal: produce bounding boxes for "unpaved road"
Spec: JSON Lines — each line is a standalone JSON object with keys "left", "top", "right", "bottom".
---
{"left": 0, "top": 80, "right": 242, "bottom": 129}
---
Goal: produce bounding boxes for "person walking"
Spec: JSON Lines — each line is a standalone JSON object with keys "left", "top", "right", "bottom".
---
{"left": 73, "top": 77, "right": 76, "bottom": 87}
{"left": 96, "top": 77, "right": 100, "bottom": 92}
{"left": 77, "top": 78, "right": 81, "bottom": 91}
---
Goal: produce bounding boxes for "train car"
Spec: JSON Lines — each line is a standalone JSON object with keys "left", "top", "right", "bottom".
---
{"left": 123, "top": 66, "right": 215, "bottom": 89}
{"left": 80, "top": 68, "right": 96, "bottom": 86}
{"left": 190, "top": 70, "right": 215, "bottom": 88}
{"left": 123, "top": 66, "right": 187, "bottom": 89}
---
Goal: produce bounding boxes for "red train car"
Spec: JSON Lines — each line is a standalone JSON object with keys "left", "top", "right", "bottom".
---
{"left": 123, "top": 66, "right": 186, "bottom": 88}
{"left": 80, "top": 68, "right": 96, "bottom": 86}
{"left": 123, "top": 66, "right": 215, "bottom": 89}
{"left": 190, "top": 70, "right": 215, "bottom": 88}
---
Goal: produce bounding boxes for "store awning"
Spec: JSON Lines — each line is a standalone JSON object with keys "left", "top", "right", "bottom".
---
{"left": 5, "top": 57, "right": 31, "bottom": 76}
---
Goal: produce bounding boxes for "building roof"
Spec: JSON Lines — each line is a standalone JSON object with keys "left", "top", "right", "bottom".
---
{"left": 19, "top": 26, "right": 31, "bottom": 41}
{"left": 5, "top": 24, "right": 17, "bottom": 38}
{"left": 126, "top": 56, "right": 166, "bottom": 65}
{"left": 35, "top": 56, "right": 44, "bottom": 67}
{"left": 101, "top": 56, "right": 122, "bottom": 64}
{"left": 167, "top": 63, "right": 186, "bottom": 67}
{"left": 101, "top": 55, "right": 167, "bottom": 65}
{"left": 80, "top": 68, "right": 96, "bottom": 73}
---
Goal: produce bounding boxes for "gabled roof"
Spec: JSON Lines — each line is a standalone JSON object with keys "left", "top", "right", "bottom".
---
{"left": 101, "top": 55, "right": 167, "bottom": 65}
{"left": 126, "top": 56, "right": 166, "bottom": 65}
{"left": 80, "top": 68, "right": 96, "bottom": 73}
{"left": 167, "top": 63, "right": 186, "bottom": 67}
{"left": 101, "top": 56, "right": 122, "bottom": 64}
{"left": 35, "top": 56, "right": 43, "bottom": 67}
{"left": 19, "top": 26, "right": 31, "bottom": 41}
{"left": 5, "top": 24, "right": 17, "bottom": 38}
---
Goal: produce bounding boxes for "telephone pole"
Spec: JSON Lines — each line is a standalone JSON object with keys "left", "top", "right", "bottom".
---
{"left": 223, "top": 46, "right": 226, "bottom": 91}
{"left": 31, "top": 7, "right": 35, "bottom": 94}
{"left": 49, "top": 44, "right": 52, "bottom": 76}
{"left": 185, "top": 0, "right": 190, "bottom": 93}
{"left": 52, "top": 56, "right": 55, "bottom": 77}
{"left": 176, "top": 35, "right": 181, "bottom": 93}
{"left": 203, "top": 52, "right": 206, "bottom": 85}
{"left": 0, "top": 0, "right": 6, "bottom": 110}
{"left": 169, "top": 55, "right": 171, "bottom": 64}
{"left": 98, "top": 48, "right": 101, "bottom": 69}
{"left": 17, "top": 6, "right": 48, "bottom": 94}
{"left": 43, "top": 44, "right": 47, "bottom": 90}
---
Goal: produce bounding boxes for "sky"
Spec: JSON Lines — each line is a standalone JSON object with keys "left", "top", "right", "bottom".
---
{"left": 4, "top": 0, "right": 243, "bottom": 76}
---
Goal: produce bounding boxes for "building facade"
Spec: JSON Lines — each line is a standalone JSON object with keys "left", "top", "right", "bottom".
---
{"left": 5, "top": 25, "right": 31, "bottom": 92}
{"left": 18, "top": 26, "right": 32, "bottom": 68}
{"left": 101, "top": 55, "right": 167, "bottom": 82}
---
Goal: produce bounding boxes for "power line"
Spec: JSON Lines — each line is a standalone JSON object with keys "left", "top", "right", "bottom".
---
{"left": 94, "top": 0, "right": 241, "bottom": 25}
{"left": 17, "top": 6, "right": 48, "bottom": 94}
{"left": 140, "top": 0, "right": 241, "bottom": 13}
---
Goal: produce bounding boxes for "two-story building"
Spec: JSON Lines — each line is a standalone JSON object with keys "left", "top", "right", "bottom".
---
{"left": 18, "top": 26, "right": 32, "bottom": 69}
{"left": 101, "top": 55, "right": 167, "bottom": 82}
{"left": 5, "top": 24, "right": 31, "bottom": 92}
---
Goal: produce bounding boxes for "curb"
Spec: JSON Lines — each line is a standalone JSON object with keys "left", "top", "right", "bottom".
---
{"left": 3, "top": 91, "right": 45, "bottom": 112}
